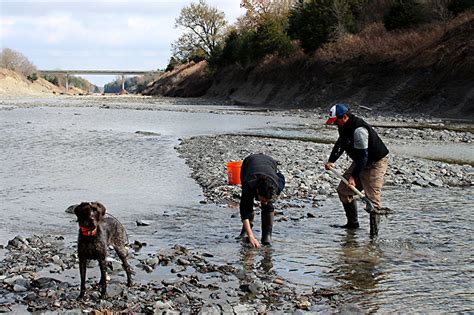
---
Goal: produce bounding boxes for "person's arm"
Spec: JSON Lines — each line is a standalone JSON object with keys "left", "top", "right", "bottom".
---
{"left": 329, "top": 138, "right": 344, "bottom": 163}
{"left": 240, "top": 184, "right": 260, "bottom": 247}
{"left": 325, "top": 138, "right": 344, "bottom": 170}
{"left": 243, "top": 219, "right": 260, "bottom": 247}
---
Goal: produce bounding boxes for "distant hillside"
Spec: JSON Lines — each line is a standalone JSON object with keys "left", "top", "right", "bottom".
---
{"left": 143, "top": 13, "right": 474, "bottom": 119}
{"left": 0, "top": 69, "right": 88, "bottom": 96}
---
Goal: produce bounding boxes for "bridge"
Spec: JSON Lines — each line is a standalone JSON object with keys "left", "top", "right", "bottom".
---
{"left": 38, "top": 70, "right": 162, "bottom": 92}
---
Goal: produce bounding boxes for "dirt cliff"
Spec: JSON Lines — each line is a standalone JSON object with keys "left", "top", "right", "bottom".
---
{"left": 143, "top": 61, "right": 212, "bottom": 97}
{"left": 0, "top": 69, "right": 86, "bottom": 97}
{"left": 143, "top": 16, "right": 473, "bottom": 120}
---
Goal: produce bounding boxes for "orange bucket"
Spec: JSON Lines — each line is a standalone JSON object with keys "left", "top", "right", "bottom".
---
{"left": 227, "top": 161, "right": 242, "bottom": 185}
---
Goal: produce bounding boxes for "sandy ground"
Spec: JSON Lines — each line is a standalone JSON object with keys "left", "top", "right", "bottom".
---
{"left": 0, "top": 69, "right": 85, "bottom": 97}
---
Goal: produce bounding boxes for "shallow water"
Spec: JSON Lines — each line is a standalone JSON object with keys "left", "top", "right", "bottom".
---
{"left": 0, "top": 99, "right": 473, "bottom": 312}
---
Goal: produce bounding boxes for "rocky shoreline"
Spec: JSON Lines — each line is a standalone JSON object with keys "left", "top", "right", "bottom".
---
{"left": 0, "top": 234, "right": 340, "bottom": 313}
{"left": 176, "top": 133, "right": 473, "bottom": 206}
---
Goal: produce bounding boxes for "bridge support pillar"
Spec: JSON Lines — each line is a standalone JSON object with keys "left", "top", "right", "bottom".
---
{"left": 121, "top": 75, "right": 125, "bottom": 93}
{"left": 65, "top": 74, "right": 69, "bottom": 93}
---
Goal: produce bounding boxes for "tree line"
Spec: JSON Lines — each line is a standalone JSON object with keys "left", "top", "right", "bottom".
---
{"left": 167, "top": 0, "right": 473, "bottom": 71}
{"left": 0, "top": 48, "right": 95, "bottom": 92}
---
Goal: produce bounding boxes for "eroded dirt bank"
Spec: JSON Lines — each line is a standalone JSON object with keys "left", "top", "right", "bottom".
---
{"left": 143, "top": 17, "right": 474, "bottom": 120}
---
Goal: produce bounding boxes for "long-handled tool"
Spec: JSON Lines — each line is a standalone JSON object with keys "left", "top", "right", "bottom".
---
{"left": 328, "top": 167, "right": 380, "bottom": 238}
{"left": 328, "top": 168, "right": 374, "bottom": 213}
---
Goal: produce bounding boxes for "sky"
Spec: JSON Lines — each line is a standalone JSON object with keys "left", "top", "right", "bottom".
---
{"left": 0, "top": 0, "right": 245, "bottom": 86}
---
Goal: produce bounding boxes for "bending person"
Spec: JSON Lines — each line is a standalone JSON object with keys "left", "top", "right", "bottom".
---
{"left": 237, "top": 154, "right": 285, "bottom": 247}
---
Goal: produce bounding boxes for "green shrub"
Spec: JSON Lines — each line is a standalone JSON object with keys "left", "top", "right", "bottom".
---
{"left": 250, "top": 16, "right": 294, "bottom": 60}
{"left": 42, "top": 74, "right": 59, "bottom": 86}
{"left": 288, "top": 0, "right": 337, "bottom": 53}
{"left": 216, "top": 30, "right": 242, "bottom": 66}
{"left": 383, "top": 0, "right": 426, "bottom": 31}
{"left": 27, "top": 73, "right": 38, "bottom": 82}
{"left": 165, "top": 57, "right": 179, "bottom": 72}
{"left": 211, "top": 17, "right": 293, "bottom": 68}
{"left": 448, "top": 0, "right": 474, "bottom": 15}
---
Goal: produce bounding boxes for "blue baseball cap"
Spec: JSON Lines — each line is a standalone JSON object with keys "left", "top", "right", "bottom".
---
{"left": 326, "top": 103, "right": 349, "bottom": 124}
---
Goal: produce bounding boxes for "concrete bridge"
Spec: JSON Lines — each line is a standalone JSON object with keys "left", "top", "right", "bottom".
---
{"left": 38, "top": 70, "right": 162, "bottom": 92}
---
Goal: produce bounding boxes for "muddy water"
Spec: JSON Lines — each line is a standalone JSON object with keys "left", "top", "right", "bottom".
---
{"left": 1, "top": 100, "right": 473, "bottom": 312}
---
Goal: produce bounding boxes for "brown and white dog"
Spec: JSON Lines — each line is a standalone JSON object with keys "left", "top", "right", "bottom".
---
{"left": 74, "top": 202, "right": 132, "bottom": 299}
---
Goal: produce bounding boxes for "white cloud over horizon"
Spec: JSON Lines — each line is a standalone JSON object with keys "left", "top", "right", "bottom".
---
{"left": 0, "top": 0, "right": 245, "bottom": 86}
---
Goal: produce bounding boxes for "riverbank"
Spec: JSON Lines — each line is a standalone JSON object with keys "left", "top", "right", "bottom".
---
{"left": 0, "top": 69, "right": 89, "bottom": 96}
{"left": 143, "top": 14, "right": 474, "bottom": 120}
{"left": 2, "top": 234, "right": 333, "bottom": 313}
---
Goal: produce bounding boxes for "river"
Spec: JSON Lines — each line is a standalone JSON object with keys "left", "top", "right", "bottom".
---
{"left": 0, "top": 96, "right": 473, "bottom": 312}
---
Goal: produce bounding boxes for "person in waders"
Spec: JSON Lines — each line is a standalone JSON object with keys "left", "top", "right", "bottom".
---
{"left": 236, "top": 154, "right": 285, "bottom": 247}
{"left": 324, "top": 104, "right": 389, "bottom": 229}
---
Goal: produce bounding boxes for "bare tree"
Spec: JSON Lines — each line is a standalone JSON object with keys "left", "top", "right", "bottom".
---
{"left": 0, "top": 48, "right": 36, "bottom": 76}
{"left": 238, "top": 0, "right": 296, "bottom": 29}
{"left": 174, "top": 0, "right": 227, "bottom": 59}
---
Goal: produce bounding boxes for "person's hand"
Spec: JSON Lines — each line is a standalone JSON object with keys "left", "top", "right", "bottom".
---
{"left": 348, "top": 176, "right": 356, "bottom": 187}
{"left": 248, "top": 235, "right": 260, "bottom": 248}
{"left": 325, "top": 162, "right": 334, "bottom": 170}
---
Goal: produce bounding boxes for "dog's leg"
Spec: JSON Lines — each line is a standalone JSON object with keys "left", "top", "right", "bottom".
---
{"left": 78, "top": 258, "right": 87, "bottom": 299}
{"left": 98, "top": 259, "right": 107, "bottom": 298}
{"left": 114, "top": 245, "right": 133, "bottom": 287}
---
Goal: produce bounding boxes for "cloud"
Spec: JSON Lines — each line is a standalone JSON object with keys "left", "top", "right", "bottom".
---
{"left": 1, "top": 0, "right": 246, "bottom": 85}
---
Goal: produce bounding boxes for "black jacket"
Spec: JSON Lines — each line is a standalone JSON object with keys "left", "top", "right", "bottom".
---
{"left": 329, "top": 115, "right": 388, "bottom": 171}
{"left": 239, "top": 154, "right": 281, "bottom": 221}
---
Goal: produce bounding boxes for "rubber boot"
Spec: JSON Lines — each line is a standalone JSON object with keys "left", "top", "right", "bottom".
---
{"left": 342, "top": 201, "right": 359, "bottom": 229}
{"left": 261, "top": 211, "right": 274, "bottom": 245}
{"left": 333, "top": 201, "right": 359, "bottom": 229}
{"left": 235, "top": 213, "right": 254, "bottom": 240}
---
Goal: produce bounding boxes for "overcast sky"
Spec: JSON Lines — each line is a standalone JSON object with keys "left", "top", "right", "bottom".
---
{"left": 0, "top": 0, "right": 245, "bottom": 86}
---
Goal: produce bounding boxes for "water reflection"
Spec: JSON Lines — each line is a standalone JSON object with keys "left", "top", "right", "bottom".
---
{"left": 335, "top": 230, "right": 383, "bottom": 291}
{"left": 240, "top": 246, "right": 275, "bottom": 277}
{"left": 331, "top": 230, "right": 385, "bottom": 313}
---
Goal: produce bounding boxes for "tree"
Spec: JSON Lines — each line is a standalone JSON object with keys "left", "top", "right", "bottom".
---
{"left": 331, "top": 0, "right": 354, "bottom": 38}
{"left": 174, "top": 0, "right": 227, "bottom": 59}
{"left": 448, "top": 0, "right": 474, "bottom": 15}
{"left": 165, "top": 57, "right": 180, "bottom": 72}
{"left": 249, "top": 16, "right": 294, "bottom": 61}
{"left": 383, "top": 0, "right": 426, "bottom": 31}
{"left": 288, "top": 0, "right": 338, "bottom": 53}
{"left": 427, "top": 0, "right": 453, "bottom": 22}
{"left": 0, "top": 48, "right": 36, "bottom": 76}
{"left": 171, "top": 32, "right": 208, "bottom": 63}
{"left": 238, "top": 0, "right": 297, "bottom": 29}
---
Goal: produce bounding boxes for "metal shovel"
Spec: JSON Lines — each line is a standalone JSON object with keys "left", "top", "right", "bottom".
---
{"left": 328, "top": 167, "right": 380, "bottom": 238}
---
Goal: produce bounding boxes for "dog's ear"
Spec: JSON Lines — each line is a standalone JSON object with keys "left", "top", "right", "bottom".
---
{"left": 74, "top": 202, "right": 87, "bottom": 217}
{"left": 93, "top": 202, "right": 107, "bottom": 217}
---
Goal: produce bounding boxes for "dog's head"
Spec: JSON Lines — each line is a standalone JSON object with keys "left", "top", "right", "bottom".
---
{"left": 74, "top": 202, "right": 106, "bottom": 235}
